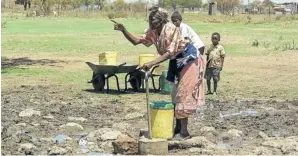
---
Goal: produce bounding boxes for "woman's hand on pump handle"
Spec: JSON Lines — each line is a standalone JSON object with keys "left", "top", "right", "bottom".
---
{"left": 139, "top": 62, "right": 154, "bottom": 71}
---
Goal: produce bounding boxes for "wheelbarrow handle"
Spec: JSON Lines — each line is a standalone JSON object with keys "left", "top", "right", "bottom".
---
{"left": 118, "top": 62, "right": 127, "bottom": 67}
{"left": 108, "top": 62, "right": 127, "bottom": 76}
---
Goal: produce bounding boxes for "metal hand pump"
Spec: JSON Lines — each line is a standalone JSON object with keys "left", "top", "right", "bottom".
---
{"left": 145, "top": 71, "right": 152, "bottom": 139}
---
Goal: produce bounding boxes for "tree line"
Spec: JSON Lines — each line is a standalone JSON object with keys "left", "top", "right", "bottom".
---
{"left": 12, "top": 0, "right": 275, "bottom": 16}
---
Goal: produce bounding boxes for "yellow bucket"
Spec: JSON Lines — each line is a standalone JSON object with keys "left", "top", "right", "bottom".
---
{"left": 139, "top": 54, "right": 156, "bottom": 66}
{"left": 99, "top": 52, "right": 117, "bottom": 65}
{"left": 150, "top": 102, "right": 174, "bottom": 139}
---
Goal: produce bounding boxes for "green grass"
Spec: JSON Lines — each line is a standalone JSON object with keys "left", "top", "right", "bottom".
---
{"left": 2, "top": 17, "right": 297, "bottom": 56}
{"left": 1, "top": 66, "right": 57, "bottom": 76}
{"left": 1, "top": 66, "right": 90, "bottom": 83}
{"left": 2, "top": 16, "right": 298, "bottom": 100}
{"left": 1, "top": 18, "right": 155, "bottom": 56}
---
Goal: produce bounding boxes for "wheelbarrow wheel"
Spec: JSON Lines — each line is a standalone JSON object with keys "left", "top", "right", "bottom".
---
{"left": 129, "top": 72, "right": 142, "bottom": 91}
{"left": 92, "top": 73, "right": 105, "bottom": 91}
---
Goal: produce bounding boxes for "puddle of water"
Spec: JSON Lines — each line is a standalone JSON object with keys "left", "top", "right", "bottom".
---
{"left": 54, "top": 132, "right": 91, "bottom": 149}
{"left": 217, "top": 142, "right": 231, "bottom": 148}
{"left": 53, "top": 134, "right": 69, "bottom": 144}
{"left": 72, "top": 132, "right": 89, "bottom": 141}
{"left": 79, "top": 138, "right": 88, "bottom": 149}
{"left": 246, "top": 109, "right": 257, "bottom": 115}
{"left": 217, "top": 138, "right": 232, "bottom": 149}
{"left": 80, "top": 145, "right": 89, "bottom": 149}
{"left": 272, "top": 130, "right": 281, "bottom": 137}
{"left": 220, "top": 109, "right": 258, "bottom": 119}
{"left": 15, "top": 130, "right": 27, "bottom": 135}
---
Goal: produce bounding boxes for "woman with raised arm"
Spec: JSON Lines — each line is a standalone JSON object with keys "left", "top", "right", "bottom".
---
{"left": 112, "top": 6, "right": 205, "bottom": 140}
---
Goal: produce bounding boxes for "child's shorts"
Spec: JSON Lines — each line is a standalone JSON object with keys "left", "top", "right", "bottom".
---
{"left": 205, "top": 68, "right": 220, "bottom": 82}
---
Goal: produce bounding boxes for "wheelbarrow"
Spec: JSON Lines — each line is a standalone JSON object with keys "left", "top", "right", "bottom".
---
{"left": 85, "top": 62, "right": 162, "bottom": 92}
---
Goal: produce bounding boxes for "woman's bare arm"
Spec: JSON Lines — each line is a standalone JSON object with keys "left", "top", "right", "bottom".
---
{"left": 140, "top": 53, "right": 171, "bottom": 71}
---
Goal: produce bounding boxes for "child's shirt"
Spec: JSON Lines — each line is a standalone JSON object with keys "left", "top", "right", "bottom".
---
{"left": 206, "top": 44, "right": 226, "bottom": 68}
{"left": 179, "top": 22, "right": 205, "bottom": 53}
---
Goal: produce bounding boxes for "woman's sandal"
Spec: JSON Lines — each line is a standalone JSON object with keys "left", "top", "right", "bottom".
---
{"left": 171, "top": 133, "right": 192, "bottom": 141}
{"left": 173, "top": 128, "right": 180, "bottom": 136}
{"left": 205, "top": 91, "right": 213, "bottom": 95}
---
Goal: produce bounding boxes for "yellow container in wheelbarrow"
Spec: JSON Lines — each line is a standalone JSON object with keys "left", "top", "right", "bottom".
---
{"left": 139, "top": 54, "right": 156, "bottom": 66}
{"left": 150, "top": 102, "right": 174, "bottom": 139}
{"left": 99, "top": 52, "right": 117, "bottom": 65}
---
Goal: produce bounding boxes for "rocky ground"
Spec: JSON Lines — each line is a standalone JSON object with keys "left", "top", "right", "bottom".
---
{"left": 2, "top": 84, "right": 298, "bottom": 155}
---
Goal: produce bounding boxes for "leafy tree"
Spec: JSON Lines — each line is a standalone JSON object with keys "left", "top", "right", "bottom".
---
{"left": 263, "top": 0, "right": 274, "bottom": 15}
{"left": 263, "top": 0, "right": 274, "bottom": 6}
{"left": 130, "top": 0, "right": 146, "bottom": 12}
{"left": 84, "top": 0, "right": 95, "bottom": 9}
{"left": 164, "top": 0, "right": 202, "bottom": 12}
{"left": 31, "top": 0, "right": 56, "bottom": 15}
{"left": 94, "top": 0, "right": 106, "bottom": 10}
{"left": 202, "top": 2, "right": 209, "bottom": 10}
{"left": 216, "top": 0, "right": 240, "bottom": 15}
{"left": 251, "top": 0, "right": 263, "bottom": 14}
{"left": 70, "top": 0, "right": 84, "bottom": 9}
{"left": 113, "top": 0, "right": 127, "bottom": 11}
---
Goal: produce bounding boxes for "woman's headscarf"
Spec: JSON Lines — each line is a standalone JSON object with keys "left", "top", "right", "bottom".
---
{"left": 148, "top": 6, "right": 168, "bottom": 29}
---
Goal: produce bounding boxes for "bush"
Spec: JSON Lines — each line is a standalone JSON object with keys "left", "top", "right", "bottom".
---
{"left": 252, "top": 39, "right": 259, "bottom": 47}
{"left": 274, "top": 40, "right": 297, "bottom": 51}
{"left": 246, "top": 16, "right": 251, "bottom": 23}
{"left": 275, "top": 15, "right": 283, "bottom": 21}
{"left": 31, "top": 0, "right": 55, "bottom": 16}
{"left": 1, "top": 21, "right": 7, "bottom": 28}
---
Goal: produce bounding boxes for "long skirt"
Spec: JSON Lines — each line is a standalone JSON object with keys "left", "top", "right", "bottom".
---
{"left": 174, "top": 56, "right": 205, "bottom": 119}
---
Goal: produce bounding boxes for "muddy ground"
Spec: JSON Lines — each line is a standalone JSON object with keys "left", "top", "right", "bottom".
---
{"left": 1, "top": 84, "right": 298, "bottom": 155}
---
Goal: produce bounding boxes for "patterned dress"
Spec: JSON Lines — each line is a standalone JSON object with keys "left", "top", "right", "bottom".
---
{"left": 140, "top": 22, "right": 205, "bottom": 119}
